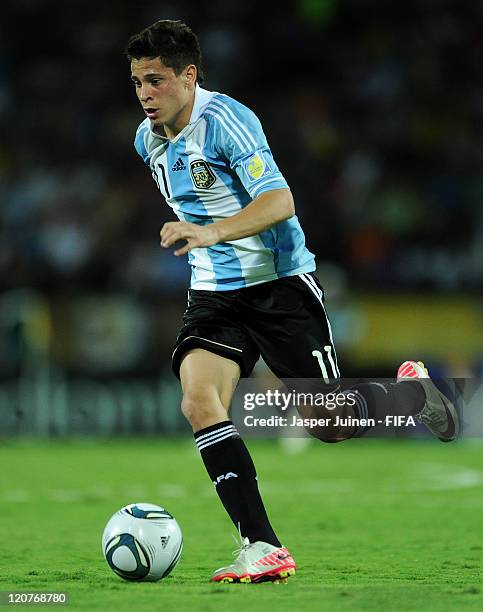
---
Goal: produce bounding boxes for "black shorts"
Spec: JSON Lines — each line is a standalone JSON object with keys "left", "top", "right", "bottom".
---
{"left": 172, "top": 273, "right": 340, "bottom": 380}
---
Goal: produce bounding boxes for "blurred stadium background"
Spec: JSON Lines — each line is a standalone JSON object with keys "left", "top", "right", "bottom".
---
{"left": 1, "top": 0, "right": 482, "bottom": 437}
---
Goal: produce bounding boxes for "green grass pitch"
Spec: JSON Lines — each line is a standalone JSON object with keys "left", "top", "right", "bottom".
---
{"left": 0, "top": 438, "right": 482, "bottom": 610}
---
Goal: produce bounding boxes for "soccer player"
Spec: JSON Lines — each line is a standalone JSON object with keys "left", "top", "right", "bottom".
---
{"left": 126, "top": 20, "right": 459, "bottom": 584}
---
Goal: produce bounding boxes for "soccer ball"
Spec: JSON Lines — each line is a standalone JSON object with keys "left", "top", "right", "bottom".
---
{"left": 102, "top": 502, "right": 183, "bottom": 581}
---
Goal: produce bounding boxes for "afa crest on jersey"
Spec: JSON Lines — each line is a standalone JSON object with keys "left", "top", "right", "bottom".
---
{"left": 190, "top": 159, "right": 216, "bottom": 189}
{"left": 243, "top": 151, "right": 273, "bottom": 183}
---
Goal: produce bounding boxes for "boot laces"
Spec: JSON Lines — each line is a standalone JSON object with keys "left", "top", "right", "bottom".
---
{"left": 231, "top": 527, "right": 251, "bottom": 560}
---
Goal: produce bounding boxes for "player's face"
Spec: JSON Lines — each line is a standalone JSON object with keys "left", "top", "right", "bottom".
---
{"left": 130, "top": 57, "right": 195, "bottom": 134}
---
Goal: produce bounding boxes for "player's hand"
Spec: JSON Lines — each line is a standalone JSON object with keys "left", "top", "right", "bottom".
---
{"left": 160, "top": 221, "right": 220, "bottom": 256}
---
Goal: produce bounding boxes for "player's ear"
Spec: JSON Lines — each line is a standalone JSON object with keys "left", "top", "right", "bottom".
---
{"left": 183, "top": 64, "right": 197, "bottom": 87}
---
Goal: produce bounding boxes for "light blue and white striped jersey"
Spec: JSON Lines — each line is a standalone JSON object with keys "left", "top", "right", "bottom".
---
{"left": 134, "top": 84, "right": 315, "bottom": 290}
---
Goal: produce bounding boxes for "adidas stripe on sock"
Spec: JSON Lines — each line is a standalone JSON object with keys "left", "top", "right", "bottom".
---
{"left": 194, "top": 420, "right": 281, "bottom": 547}
{"left": 195, "top": 423, "right": 239, "bottom": 451}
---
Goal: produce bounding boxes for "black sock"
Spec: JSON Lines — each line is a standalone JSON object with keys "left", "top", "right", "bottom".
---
{"left": 350, "top": 381, "right": 426, "bottom": 423}
{"left": 194, "top": 420, "right": 281, "bottom": 548}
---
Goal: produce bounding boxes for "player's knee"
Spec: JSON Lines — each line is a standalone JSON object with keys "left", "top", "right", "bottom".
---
{"left": 310, "top": 430, "right": 349, "bottom": 444}
{"left": 306, "top": 422, "right": 350, "bottom": 444}
{"left": 180, "top": 386, "right": 224, "bottom": 429}
{"left": 297, "top": 404, "right": 355, "bottom": 444}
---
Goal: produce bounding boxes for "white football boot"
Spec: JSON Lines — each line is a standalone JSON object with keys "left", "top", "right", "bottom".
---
{"left": 397, "top": 360, "right": 459, "bottom": 441}
{"left": 210, "top": 536, "right": 296, "bottom": 584}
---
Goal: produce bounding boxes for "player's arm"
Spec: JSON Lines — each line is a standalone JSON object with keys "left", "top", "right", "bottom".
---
{"left": 161, "top": 98, "right": 295, "bottom": 256}
{"left": 160, "top": 188, "right": 294, "bottom": 256}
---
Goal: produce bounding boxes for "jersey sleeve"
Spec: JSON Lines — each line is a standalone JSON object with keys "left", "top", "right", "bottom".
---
{"left": 134, "top": 120, "right": 151, "bottom": 166}
{"left": 207, "top": 96, "right": 289, "bottom": 199}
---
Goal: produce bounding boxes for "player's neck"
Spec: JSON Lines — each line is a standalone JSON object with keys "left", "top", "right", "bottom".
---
{"left": 163, "top": 92, "right": 196, "bottom": 140}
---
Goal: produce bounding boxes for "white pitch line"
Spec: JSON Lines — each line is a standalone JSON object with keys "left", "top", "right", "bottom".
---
{"left": 2, "top": 485, "right": 191, "bottom": 504}
{"left": 261, "top": 480, "right": 355, "bottom": 494}
{"left": 158, "top": 485, "right": 187, "bottom": 497}
{"left": 122, "top": 487, "right": 148, "bottom": 499}
{"left": 413, "top": 463, "right": 483, "bottom": 491}
{"left": 2, "top": 490, "right": 31, "bottom": 502}
{"left": 48, "top": 489, "right": 84, "bottom": 502}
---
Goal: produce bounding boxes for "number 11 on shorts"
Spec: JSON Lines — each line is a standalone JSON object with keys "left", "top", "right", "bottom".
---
{"left": 312, "top": 346, "right": 337, "bottom": 382}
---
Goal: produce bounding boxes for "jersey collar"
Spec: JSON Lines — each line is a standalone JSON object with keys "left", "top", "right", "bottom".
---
{"left": 151, "top": 83, "right": 213, "bottom": 142}
{"left": 189, "top": 83, "right": 213, "bottom": 123}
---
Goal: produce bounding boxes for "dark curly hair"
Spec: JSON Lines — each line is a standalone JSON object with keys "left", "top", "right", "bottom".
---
{"left": 126, "top": 20, "right": 204, "bottom": 84}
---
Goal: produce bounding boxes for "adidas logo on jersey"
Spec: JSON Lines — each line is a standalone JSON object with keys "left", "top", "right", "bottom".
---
{"left": 172, "top": 158, "right": 186, "bottom": 171}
